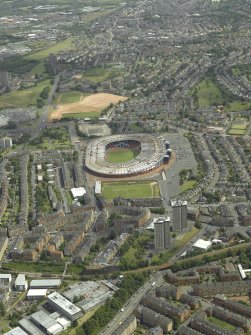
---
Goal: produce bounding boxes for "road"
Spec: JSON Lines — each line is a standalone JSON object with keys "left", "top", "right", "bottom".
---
{"left": 30, "top": 74, "right": 60, "bottom": 140}
{"left": 99, "top": 226, "right": 206, "bottom": 334}
{"left": 100, "top": 272, "right": 163, "bottom": 335}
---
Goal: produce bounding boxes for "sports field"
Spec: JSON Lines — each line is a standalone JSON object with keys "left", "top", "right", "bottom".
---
{"left": 227, "top": 122, "right": 248, "bottom": 135}
{"left": 50, "top": 93, "right": 127, "bottom": 121}
{"left": 101, "top": 181, "right": 160, "bottom": 200}
{"left": 106, "top": 148, "right": 139, "bottom": 163}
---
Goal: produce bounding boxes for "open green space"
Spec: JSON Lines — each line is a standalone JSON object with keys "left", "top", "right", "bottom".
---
{"left": 190, "top": 78, "right": 223, "bottom": 107}
{"left": 231, "top": 123, "right": 248, "bottom": 130}
{"left": 61, "top": 111, "right": 101, "bottom": 119}
{"left": 180, "top": 180, "right": 197, "bottom": 193}
{"left": 175, "top": 226, "right": 199, "bottom": 248}
{"left": 209, "top": 316, "right": 236, "bottom": 331}
{"left": 227, "top": 128, "right": 246, "bottom": 135}
{"left": 2, "top": 261, "right": 64, "bottom": 274}
{"left": 25, "top": 38, "right": 75, "bottom": 60}
{"left": 83, "top": 67, "right": 123, "bottom": 83}
{"left": 225, "top": 100, "right": 251, "bottom": 112}
{"left": 106, "top": 148, "right": 139, "bottom": 163}
{"left": 101, "top": 181, "right": 160, "bottom": 200}
{"left": 0, "top": 79, "right": 51, "bottom": 108}
{"left": 57, "top": 91, "right": 82, "bottom": 104}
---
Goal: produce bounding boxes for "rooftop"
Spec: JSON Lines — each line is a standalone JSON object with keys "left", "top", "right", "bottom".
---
{"left": 30, "top": 279, "right": 61, "bottom": 288}
{"left": 193, "top": 239, "right": 212, "bottom": 250}
{"left": 4, "top": 327, "right": 28, "bottom": 335}
{"left": 48, "top": 292, "right": 82, "bottom": 316}
{"left": 27, "top": 289, "right": 47, "bottom": 297}
{"left": 71, "top": 187, "right": 86, "bottom": 198}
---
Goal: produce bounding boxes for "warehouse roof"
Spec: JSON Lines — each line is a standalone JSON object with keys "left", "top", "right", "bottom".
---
{"left": 30, "top": 279, "right": 61, "bottom": 288}
{"left": 193, "top": 239, "right": 212, "bottom": 250}
{"left": 48, "top": 292, "right": 82, "bottom": 316}
{"left": 15, "top": 274, "right": 27, "bottom": 287}
{"left": 31, "top": 310, "right": 63, "bottom": 333}
{"left": 4, "top": 327, "right": 28, "bottom": 335}
{"left": 71, "top": 187, "right": 86, "bottom": 198}
{"left": 27, "top": 289, "right": 47, "bottom": 297}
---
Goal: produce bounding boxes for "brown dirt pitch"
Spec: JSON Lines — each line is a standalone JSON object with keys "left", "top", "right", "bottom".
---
{"left": 50, "top": 93, "right": 128, "bottom": 121}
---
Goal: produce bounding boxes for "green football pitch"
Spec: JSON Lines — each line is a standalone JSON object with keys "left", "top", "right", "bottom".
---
{"left": 101, "top": 181, "right": 160, "bottom": 200}
{"left": 105, "top": 148, "right": 139, "bottom": 163}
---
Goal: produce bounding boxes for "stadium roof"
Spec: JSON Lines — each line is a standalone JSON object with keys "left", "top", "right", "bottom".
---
{"left": 85, "top": 133, "right": 167, "bottom": 177}
{"left": 71, "top": 187, "right": 86, "bottom": 198}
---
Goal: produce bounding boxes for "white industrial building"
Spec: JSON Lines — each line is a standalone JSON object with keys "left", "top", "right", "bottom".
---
{"left": 193, "top": 238, "right": 212, "bottom": 250}
{"left": 47, "top": 292, "right": 83, "bottom": 321}
{"left": 0, "top": 274, "right": 12, "bottom": 284}
{"left": 15, "top": 274, "right": 28, "bottom": 291}
{"left": 70, "top": 187, "right": 86, "bottom": 199}
{"left": 95, "top": 181, "right": 101, "bottom": 194}
{"left": 30, "top": 279, "right": 61, "bottom": 289}
{"left": 4, "top": 327, "right": 28, "bottom": 335}
{"left": 30, "top": 310, "right": 63, "bottom": 335}
{"left": 27, "top": 289, "right": 47, "bottom": 300}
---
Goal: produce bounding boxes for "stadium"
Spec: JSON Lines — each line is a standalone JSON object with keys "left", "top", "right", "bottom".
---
{"left": 85, "top": 134, "right": 172, "bottom": 177}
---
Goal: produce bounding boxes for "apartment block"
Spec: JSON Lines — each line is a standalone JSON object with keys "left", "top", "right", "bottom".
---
{"left": 141, "top": 295, "right": 190, "bottom": 322}
{"left": 193, "top": 281, "right": 251, "bottom": 298}
{"left": 111, "top": 315, "right": 137, "bottom": 335}
{"left": 134, "top": 305, "right": 173, "bottom": 333}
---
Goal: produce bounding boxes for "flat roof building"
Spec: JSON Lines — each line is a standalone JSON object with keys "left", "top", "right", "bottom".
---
{"left": 30, "top": 279, "right": 61, "bottom": 289}
{"left": 193, "top": 239, "right": 212, "bottom": 250}
{"left": 18, "top": 318, "right": 45, "bottom": 335}
{"left": 71, "top": 187, "right": 86, "bottom": 198}
{"left": 0, "top": 274, "right": 12, "bottom": 284}
{"left": 30, "top": 310, "right": 63, "bottom": 335}
{"left": 15, "top": 274, "right": 28, "bottom": 291}
{"left": 27, "top": 289, "right": 47, "bottom": 300}
{"left": 4, "top": 327, "right": 28, "bottom": 335}
{"left": 47, "top": 292, "right": 83, "bottom": 321}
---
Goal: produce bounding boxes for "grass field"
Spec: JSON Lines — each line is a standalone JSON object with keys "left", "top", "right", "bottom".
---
{"left": 56, "top": 91, "right": 82, "bottom": 104}
{"left": 180, "top": 180, "right": 197, "bottom": 193}
{"left": 2, "top": 262, "right": 64, "bottom": 273}
{"left": 26, "top": 38, "right": 75, "bottom": 60}
{"left": 209, "top": 317, "right": 236, "bottom": 331}
{"left": 101, "top": 181, "right": 160, "bottom": 200}
{"left": 225, "top": 100, "right": 251, "bottom": 112}
{"left": 231, "top": 123, "right": 248, "bottom": 130}
{"left": 83, "top": 67, "right": 123, "bottom": 83}
{"left": 190, "top": 78, "right": 223, "bottom": 107}
{"left": 175, "top": 226, "right": 199, "bottom": 248}
{"left": 0, "top": 80, "right": 51, "bottom": 108}
{"left": 62, "top": 111, "right": 101, "bottom": 119}
{"left": 227, "top": 128, "right": 247, "bottom": 135}
{"left": 106, "top": 148, "right": 139, "bottom": 163}
{"left": 227, "top": 121, "right": 248, "bottom": 135}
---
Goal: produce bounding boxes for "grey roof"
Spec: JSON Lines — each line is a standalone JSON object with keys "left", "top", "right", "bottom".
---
{"left": 47, "top": 292, "right": 82, "bottom": 316}
{"left": 30, "top": 310, "right": 63, "bottom": 332}
{"left": 4, "top": 327, "right": 28, "bottom": 335}
{"left": 18, "top": 319, "right": 45, "bottom": 335}
{"left": 15, "top": 274, "right": 27, "bottom": 286}
{"left": 30, "top": 279, "right": 61, "bottom": 288}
